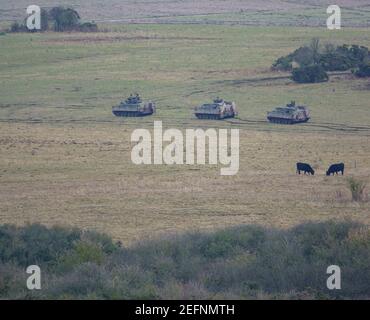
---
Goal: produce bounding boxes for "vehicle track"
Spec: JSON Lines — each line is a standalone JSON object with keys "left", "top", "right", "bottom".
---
{"left": 1, "top": 116, "right": 370, "bottom": 134}
{"left": 229, "top": 117, "right": 370, "bottom": 133}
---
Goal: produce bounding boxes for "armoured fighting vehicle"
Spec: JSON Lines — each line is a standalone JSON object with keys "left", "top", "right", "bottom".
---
{"left": 194, "top": 98, "right": 237, "bottom": 120}
{"left": 112, "top": 94, "right": 155, "bottom": 117}
{"left": 267, "top": 101, "right": 310, "bottom": 124}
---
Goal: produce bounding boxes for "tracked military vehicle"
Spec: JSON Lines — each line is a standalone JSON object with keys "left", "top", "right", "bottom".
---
{"left": 194, "top": 98, "right": 237, "bottom": 120}
{"left": 267, "top": 101, "right": 310, "bottom": 124}
{"left": 112, "top": 94, "right": 155, "bottom": 117}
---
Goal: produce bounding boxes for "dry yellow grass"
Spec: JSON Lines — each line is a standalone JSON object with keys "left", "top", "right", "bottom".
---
{"left": 1, "top": 122, "right": 369, "bottom": 245}
{"left": 1, "top": 24, "right": 370, "bottom": 245}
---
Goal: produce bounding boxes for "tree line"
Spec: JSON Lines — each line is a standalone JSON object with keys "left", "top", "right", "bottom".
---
{"left": 9, "top": 6, "right": 98, "bottom": 33}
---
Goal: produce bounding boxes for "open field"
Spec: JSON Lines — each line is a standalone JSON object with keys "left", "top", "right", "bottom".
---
{"left": 0, "top": 21, "right": 370, "bottom": 244}
{"left": 1, "top": 26, "right": 370, "bottom": 125}
{"left": 1, "top": 122, "right": 370, "bottom": 245}
{"left": 1, "top": 0, "right": 370, "bottom": 26}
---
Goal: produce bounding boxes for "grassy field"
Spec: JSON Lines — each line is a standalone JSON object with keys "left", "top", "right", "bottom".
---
{"left": 1, "top": 0, "right": 370, "bottom": 26}
{"left": 0, "top": 22, "right": 370, "bottom": 244}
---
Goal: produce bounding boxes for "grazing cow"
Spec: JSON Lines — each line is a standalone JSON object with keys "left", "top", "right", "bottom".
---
{"left": 296, "top": 163, "right": 315, "bottom": 175}
{"left": 326, "top": 163, "right": 345, "bottom": 176}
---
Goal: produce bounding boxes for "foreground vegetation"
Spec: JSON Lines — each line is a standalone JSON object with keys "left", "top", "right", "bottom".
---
{"left": 1, "top": 221, "right": 369, "bottom": 299}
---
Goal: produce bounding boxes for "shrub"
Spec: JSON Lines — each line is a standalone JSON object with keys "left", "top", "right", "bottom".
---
{"left": 78, "top": 22, "right": 98, "bottom": 32}
{"left": 319, "top": 52, "right": 352, "bottom": 71}
{"left": 320, "top": 45, "right": 369, "bottom": 71}
{"left": 272, "top": 54, "right": 295, "bottom": 71}
{"left": 355, "top": 64, "right": 370, "bottom": 78}
{"left": 57, "top": 242, "right": 105, "bottom": 272}
{"left": 292, "top": 64, "right": 329, "bottom": 83}
{"left": 10, "top": 22, "right": 20, "bottom": 32}
{"left": 0, "top": 224, "right": 81, "bottom": 267}
{"left": 82, "top": 231, "right": 118, "bottom": 255}
{"left": 347, "top": 177, "right": 367, "bottom": 202}
{"left": 272, "top": 41, "right": 370, "bottom": 74}
{"left": 9, "top": 22, "right": 27, "bottom": 33}
{"left": 0, "top": 263, "right": 27, "bottom": 298}
{"left": 338, "top": 45, "right": 369, "bottom": 66}
{"left": 199, "top": 226, "right": 265, "bottom": 259}
{"left": 48, "top": 263, "right": 112, "bottom": 299}
{"left": 200, "top": 232, "right": 239, "bottom": 259}
{"left": 1, "top": 222, "right": 370, "bottom": 299}
{"left": 272, "top": 46, "right": 314, "bottom": 71}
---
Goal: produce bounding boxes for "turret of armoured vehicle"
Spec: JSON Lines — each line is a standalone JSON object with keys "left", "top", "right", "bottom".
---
{"left": 267, "top": 101, "right": 310, "bottom": 124}
{"left": 112, "top": 94, "right": 155, "bottom": 117}
{"left": 194, "top": 98, "right": 237, "bottom": 120}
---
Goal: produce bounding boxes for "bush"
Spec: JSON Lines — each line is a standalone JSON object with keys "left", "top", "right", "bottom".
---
{"left": 57, "top": 242, "right": 105, "bottom": 272}
{"left": 355, "top": 64, "right": 370, "bottom": 78}
{"left": 10, "top": 22, "right": 20, "bottom": 32}
{"left": 0, "top": 263, "right": 27, "bottom": 298}
{"left": 319, "top": 52, "right": 352, "bottom": 71}
{"left": 9, "top": 22, "right": 27, "bottom": 33}
{"left": 78, "top": 22, "right": 98, "bottom": 32}
{"left": 347, "top": 177, "right": 367, "bottom": 202}
{"left": 292, "top": 64, "right": 329, "bottom": 83}
{"left": 272, "top": 41, "right": 370, "bottom": 76}
{"left": 319, "top": 45, "right": 369, "bottom": 71}
{"left": 272, "top": 54, "right": 295, "bottom": 71}
{"left": 1, "top": 222, "right": 370, "bottom": 299}
{"left": 200, "top": 226, "right": 265, "bottom": 259}
{"left": 0, "top": 224, "right": 81, "bottom": 267}
{"left": 272, "top": 46, "right": 314, "bottom": 71}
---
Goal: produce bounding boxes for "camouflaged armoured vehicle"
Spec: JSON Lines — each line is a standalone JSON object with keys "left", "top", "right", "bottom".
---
{"left": 194, "top": 98, "right": 237, "bottom": 120}
{"left": 267, "top": 101, "right": 310, "bottom": 124}
{"left": 112, "top": 94, "right": 155, "bottom": 117}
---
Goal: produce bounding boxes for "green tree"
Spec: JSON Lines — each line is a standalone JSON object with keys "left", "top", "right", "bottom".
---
{"left": 310, "top": 38, "right": 321, "bottom": 64}
{"left": 40, "top": 8, "right": 49, "bottom": 31}
{"left": 49, "top": 7, "right": 80, "bottom": 32}
{"left": 293, "top": 46, "right": 314, "bottom": 67}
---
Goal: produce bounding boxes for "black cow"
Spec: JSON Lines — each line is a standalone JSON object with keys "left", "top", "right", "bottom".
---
{"left": 326, "top": 163, "right": 344, "bottom": 176}
{"left": 296, "top": 163, "right": 315, "bottom": 175}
